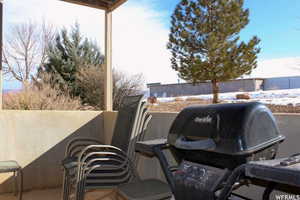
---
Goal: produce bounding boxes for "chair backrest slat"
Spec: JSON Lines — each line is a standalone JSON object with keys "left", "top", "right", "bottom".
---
{"left": 110, "top": 95, "right": 144, "bottom": 153}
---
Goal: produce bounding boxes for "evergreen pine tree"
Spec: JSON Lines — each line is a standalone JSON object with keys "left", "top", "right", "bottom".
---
{"left": 38, "top": 23, "right": 104, "bottom": 96}
{"left": 167, "top": 0, "right": 261, "bottom": 103}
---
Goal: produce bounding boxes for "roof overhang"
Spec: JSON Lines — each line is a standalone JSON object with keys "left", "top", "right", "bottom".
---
{"left": 60, "top": 0, "right": 127, "bottom": 11}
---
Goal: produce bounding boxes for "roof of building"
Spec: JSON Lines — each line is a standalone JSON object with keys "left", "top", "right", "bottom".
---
{"left": 60, "top": 0, "right": 127, "bottom": 11}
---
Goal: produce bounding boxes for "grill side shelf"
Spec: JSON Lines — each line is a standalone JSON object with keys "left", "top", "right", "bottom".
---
{"left": 245, "top": 158, "right": 300, "bottom": 188}
{"left": 135, "top": 138, "right": 169, "bottom": 157}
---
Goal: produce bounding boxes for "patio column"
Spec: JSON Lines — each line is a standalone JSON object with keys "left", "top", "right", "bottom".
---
{"left": 104, "top": 10, "right": 113, "bottom": 111}
{"left": 0, "top": 0, "right": 3, "bottom": 110}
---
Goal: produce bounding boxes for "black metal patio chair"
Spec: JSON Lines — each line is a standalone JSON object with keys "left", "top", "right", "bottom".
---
{"left": 61, "top": 95, "right": 171, "bottom": 200}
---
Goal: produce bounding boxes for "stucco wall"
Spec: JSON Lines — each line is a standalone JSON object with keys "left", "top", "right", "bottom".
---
{"left": 0, "top": 110, "right": 104, "bottom": 193}
{"left": 138, "top": 113, "right": 178, "bottom": 181}
{"left": 0, "top": 110, "right": 300, "bottom": 197}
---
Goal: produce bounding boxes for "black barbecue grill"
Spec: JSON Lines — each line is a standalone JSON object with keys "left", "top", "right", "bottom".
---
{"left": 136, "top": 102, "right": 293, "bottom": 200}
{"left": 168, "top": 102, "right": 285, "bottom": 170}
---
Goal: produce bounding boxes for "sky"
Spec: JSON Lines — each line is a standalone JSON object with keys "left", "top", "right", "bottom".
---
{"left": 3, "top": 0, "right": 300, "bottom": 90}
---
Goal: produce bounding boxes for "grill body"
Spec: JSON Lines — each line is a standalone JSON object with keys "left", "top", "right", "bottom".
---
{"left": 168, "top": 102, "right": 285, "bottom": 170}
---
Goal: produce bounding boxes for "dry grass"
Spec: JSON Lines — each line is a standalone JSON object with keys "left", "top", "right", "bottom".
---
{"left": 185, "top": 97, "right": 203, "bottom": 101}
{"left": 3, "top": 83, "right": 82, "bottom": 110}
{"left": 148, "top": 99, "right": 300, "bottom": 113}
{"left": 148, "top": 99, "right": 212, "bottom": 112}
{"left": 267, "top": 104, "right": 300, "bottom": 113}
{"left": 174, "top": 97, "right": 184, "bottom": 102}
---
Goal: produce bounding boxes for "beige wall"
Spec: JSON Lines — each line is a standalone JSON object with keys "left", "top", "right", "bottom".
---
{"left": 0, "top": 111, "right": 300, "bottom": 196}
{"left": 103, "top": 111, "right": 118, "bottom": 144}
{"left": 137, "top": 112, "right": 177, "bottom": 181}
{"left": 0, "top": 110, "right": 104, "bottom": 193}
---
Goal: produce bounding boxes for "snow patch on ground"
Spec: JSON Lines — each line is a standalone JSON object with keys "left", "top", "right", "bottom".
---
{"left": 157, "top": 88, "right": 300, "bottom": 106}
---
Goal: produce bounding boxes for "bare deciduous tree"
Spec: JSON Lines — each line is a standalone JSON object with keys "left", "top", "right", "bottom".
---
{"left": 113, "top": 70, "right": 144, "bottom": 109}
{"left": 3, "top": 21, "right": 55, "bottom": 84}
{"left": 76, "top": 65, "right": 144, "bottom": 110}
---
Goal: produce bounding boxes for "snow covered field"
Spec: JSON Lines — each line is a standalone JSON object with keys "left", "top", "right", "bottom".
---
{"left": 157, "top": 88, "right": 300, "bottom": 106}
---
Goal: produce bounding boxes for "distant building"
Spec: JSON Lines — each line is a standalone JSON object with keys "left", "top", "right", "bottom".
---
{"left": 147, "top": 78, "right": 264, "bottom": 97}
{"left": 147, "top": 76, "right": 300, "bottom": 97}
{"left": 264, "top": 76, "right": 300, "bottom": 90}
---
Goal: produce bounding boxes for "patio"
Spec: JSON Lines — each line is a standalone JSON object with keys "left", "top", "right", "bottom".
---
{"left": 0, "top": 188, "right": 124, "bottom": 200}
{"left": 0, "top": 188, "right": 62, "bottom": 200}
{"left": 0, "top": 0, "right": 300, "bottom": 200}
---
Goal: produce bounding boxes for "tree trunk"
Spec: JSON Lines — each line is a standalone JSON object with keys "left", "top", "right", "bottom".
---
{"left": 212, "top": 80, "right": 219, "bottom": 104}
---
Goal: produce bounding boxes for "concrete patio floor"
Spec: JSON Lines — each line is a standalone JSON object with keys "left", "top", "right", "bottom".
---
{"left": 0, "top": 188, "right": 120, "bottom": 200}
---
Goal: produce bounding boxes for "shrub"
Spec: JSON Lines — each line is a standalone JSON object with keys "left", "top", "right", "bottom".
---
{"left": 113, "top": 70, "right": 144, "bottom": 110}
{"left": 76, "top": 65, "right": 104, "bottom": 110}
{"left": 3, "top": 83, "right": 82, "bottom": 110}
{"left": 236, "top": 93, "right": 251, "bottom": 100}
{"left": 76, "top": 65, "right": 144, "bottom": 110}
{"left": 148, "top": 96, "right": 158, "bottom": 104}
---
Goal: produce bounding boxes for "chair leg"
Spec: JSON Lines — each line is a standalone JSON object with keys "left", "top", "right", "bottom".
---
{"left": 13, "top": 171, "right": 17, "bottom": 197}
{"left": 62, "top": 170, "right": 70, "bottom": 200}
{"left": 19, "top": 169, "right": 23, "bottom": 200}
{"left": 14, "top": 168, "right": 23, "bottom": 200}
{"left": 75, "top": 179, "right": 84, "bottom": 200}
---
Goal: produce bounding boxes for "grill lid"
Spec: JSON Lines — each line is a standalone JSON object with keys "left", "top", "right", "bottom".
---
{"left": 168, "top": 102, "right": 285, "bottom": 155}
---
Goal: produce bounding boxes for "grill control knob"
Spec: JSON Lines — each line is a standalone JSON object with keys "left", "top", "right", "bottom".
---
{"left": 196, "top": 168, "right": 206, "bottom": 181}
{"left": 187, "top": 166, "right": 193, "bottom": 174}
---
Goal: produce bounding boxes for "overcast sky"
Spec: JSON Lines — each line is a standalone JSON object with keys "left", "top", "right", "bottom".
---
{"left": 3, "top": 0, "right": 300, "bottom": 90}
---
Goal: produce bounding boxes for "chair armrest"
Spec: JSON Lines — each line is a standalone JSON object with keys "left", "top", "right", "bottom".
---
{"left": 62, "top": 157, "right": 78, "bottom": 170}
{"left": 78, "top": 144, "right": 128, "bottom": 161}
{"left": 62, "top": 143, "right": 119, "bottom": 171}
{"left": 65, "top": 137, "right": 103, "bottom": 158}
{"left": 77, "top": 144, "right": 136, "bottom": 174}
{"left": 76, "top": 145, "right": 139, "bottom": 185}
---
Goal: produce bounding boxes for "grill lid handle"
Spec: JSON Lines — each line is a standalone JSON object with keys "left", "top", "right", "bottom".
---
{"left": 174, "top": 136, "right": 216, "bottom": 150}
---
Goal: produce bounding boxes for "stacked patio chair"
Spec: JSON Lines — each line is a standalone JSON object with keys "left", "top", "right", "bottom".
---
{"left": 62, "top": 95, "right": 171, "bottom": 200}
